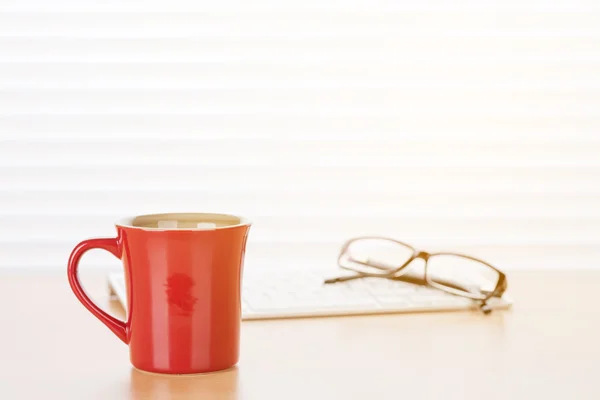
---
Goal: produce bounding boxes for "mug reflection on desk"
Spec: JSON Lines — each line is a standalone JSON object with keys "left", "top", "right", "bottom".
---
{"left": 130, "top": 366, "right": 240, "bottom": 400}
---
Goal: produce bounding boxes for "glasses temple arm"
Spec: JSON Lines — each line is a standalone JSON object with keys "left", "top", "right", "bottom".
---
{"left": 324, "top": 274, "right": 364, "bottom": 284}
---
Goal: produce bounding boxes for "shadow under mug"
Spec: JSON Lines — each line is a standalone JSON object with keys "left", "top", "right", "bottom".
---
{"left": 129, "top": 366, "right": 240, "bottom": 400}
{"left": 67, "top": 212, "right": 251, "bottom": 374}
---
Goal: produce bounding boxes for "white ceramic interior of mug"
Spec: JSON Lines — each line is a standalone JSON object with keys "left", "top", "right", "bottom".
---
{"left": 116, "top": 213, "right": 250, "bottom": 231}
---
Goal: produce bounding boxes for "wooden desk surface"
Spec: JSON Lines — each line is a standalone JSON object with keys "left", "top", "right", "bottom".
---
{"left": 1, "top": 270, "right": 599, "bottom": 400}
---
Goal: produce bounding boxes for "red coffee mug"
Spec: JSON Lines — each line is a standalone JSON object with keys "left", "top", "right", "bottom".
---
{"left": 67, "top": 213, "right": 251, "bottom": 374}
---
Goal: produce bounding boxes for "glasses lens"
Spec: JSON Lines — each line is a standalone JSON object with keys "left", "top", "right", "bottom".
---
{"left": 340, "top": 238, "right": 415, "bottom": 276}
{"left": 426, "top": 254, "right": 500, "bottom": 300}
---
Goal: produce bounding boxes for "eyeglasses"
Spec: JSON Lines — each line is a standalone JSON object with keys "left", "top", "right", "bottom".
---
{"left": 324, "top": 236, "right": 508, "bottom": 314}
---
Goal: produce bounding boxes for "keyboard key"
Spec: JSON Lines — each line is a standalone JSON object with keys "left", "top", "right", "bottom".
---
{"left": 375, "top": 297, "right": 411, "bottom": 307}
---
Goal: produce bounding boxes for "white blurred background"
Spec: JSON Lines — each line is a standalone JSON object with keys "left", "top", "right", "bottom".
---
{"left": 0, "top": 0, "right": 599, "bottom": 272}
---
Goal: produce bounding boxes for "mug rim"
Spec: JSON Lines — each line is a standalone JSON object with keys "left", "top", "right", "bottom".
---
{"left": 115, "top": 212, "right": 251, "bottom": 231}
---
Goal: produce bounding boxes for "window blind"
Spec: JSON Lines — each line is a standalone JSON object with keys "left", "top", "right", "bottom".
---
{"left": 1, "top": 0, "right": 599, "bottom": 271}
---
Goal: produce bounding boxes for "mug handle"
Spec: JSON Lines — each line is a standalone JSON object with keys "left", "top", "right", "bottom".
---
{"left": 67, "top": 237, "right": 129, "bottom": 344}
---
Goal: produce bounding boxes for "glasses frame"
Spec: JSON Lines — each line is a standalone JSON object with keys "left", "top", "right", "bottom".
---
{"left": 333, "top": 236, "right": 508, "bottom": 312}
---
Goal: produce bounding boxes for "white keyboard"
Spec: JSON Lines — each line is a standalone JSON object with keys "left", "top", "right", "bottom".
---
{"left": 108, "top": 269, "right": 512, "bottom": 320}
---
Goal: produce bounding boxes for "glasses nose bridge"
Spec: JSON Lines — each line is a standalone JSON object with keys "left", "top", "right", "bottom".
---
{"left": 414, "top": 250, "right": 431, "bottom": 261}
